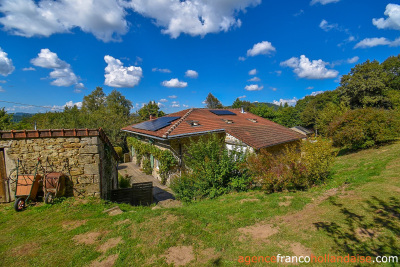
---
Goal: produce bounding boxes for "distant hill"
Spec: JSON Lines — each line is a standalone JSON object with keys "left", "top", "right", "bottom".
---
{"left": 253, "top": 102, "right": 280, "bottom": 109}
{"left": 11, "top": 112, "right": 34, "bottom": 123}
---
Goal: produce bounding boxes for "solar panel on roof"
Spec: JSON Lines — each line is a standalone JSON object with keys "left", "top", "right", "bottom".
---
{"left": 132, "top": 116, "right": 180, "bottom": 131}
{"left": 209, "top": 110, "right": 236, "bottom": 115}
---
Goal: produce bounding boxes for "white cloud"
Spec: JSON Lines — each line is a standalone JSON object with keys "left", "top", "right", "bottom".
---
{"left": 64, "top": 101, "right": 82, "bottom": 109}
{"left": 273, "top": 97, "right": 298, "bottom": 106}
{"left": 159, "top": 99, "right": 168, "bottom": 103}
{"left": 171, "top": 101, "right": 180, "bottom": 108}
{"left": 183, "top": 104, "right": 189, "bottom": 108}
{"left": 0, "top": 80, "right": 6, "bottom": 83}
{"left": 0, "top": 0, "right": 128, "bottom": 42}
{"left": 274, "top": 70, "right": 282, "bottom": 76}
{"left": 245, "top": 84, "right": 263, "bottom": 91}
{"left": 238, "top": 95, "right": 246, "bottom": 99}
{"left": 280, "top": 55, "right": 338, "bottom": 79}
{"left": 0, "top": 47, "right": 15, "bottom": 76}
{"left": 319, "top": 19, "right": 338, "bottom": 31}
{"left": 162, "top": 78, "right": 187, "bottom": 88}
{"left": 248, "top": 69, "right": 257, "bottom": 75}
{"left": 185, "top": 69, "right": 198, "bottom": 78}
{"left": 104, "top": 55, "right": 142, "bottom": 88}
{"left": 238, "top": 56, "right": 246, "bottom": 61}
{"left": 310, "top": 91, "right": 323, "bottom": 96}
{"left": 248, "top": 77, "right": 260, "bottom": 82}
{"left": 306, "top": 86, "right": 314, "bottom": 90}
{"left": 152, "top": 68, "right": 171, "bottom": 73}
{"left": 354, "top": 37, "right": 399, "bottom": 48}
{"left": 49, "top": 100, "right": 82, "bottom": 111}
{"left": 168, "top": 95, "right": 177, "bottom": 99}
{"left": 246, "top": 41, "right": 276, "bottom": 57}
{"left": 157, "top": 102, "right": 165, "bottom": 108}
{"left": 373, "top": 4, "right": 400, "bottom": 31}
{"left": 310, "top": 0, "right": 340, "bottom": 5}
{"left": 125, "top": 0, "right": 261, "bottom": 38}
{"left": 31, "top": 49, "right": 83, "bottom": 88}
{"left": 347, "top": 56, "right": 359, "bottom": 64}
{"left": 0, "top": 86, "right": 4, "bottom": 92}
{"left": 270, "top": 87, "right": 277, "bottom": 91}
{"left": 22, "top": 67, "right": 35, "bottom": 71}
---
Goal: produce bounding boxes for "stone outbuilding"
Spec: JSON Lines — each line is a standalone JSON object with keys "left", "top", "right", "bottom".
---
{"left": 0, "top": 128, "right": 118, "bottom": 203}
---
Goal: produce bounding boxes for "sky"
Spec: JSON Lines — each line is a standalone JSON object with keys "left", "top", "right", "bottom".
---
{"left": 0, "top": 0, "right": 400, "bottom": 114}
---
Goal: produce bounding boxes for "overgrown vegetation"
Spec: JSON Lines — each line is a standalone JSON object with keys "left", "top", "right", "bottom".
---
{"left": 244, "top": 138, "right": 337, "bottom": 192}
{"left": 171, "top": 134, "right": 250, "bottom": 202}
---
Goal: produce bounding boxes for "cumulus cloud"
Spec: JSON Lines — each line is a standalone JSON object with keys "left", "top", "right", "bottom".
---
{"left": 245, "top": 84, "right": 263, "bottom": 91}
{"left": 22, "top": 67, "right": 35, "bottom": 71}
{"left": 280, "top": 55, "right": 338, "bottom": 79}
{"left": 306, "top": 86, "right": 314, "bottom": 90}
{"left": 246, "top": 41, "right": 276, "bottom": 57}
{"left": 183, "top": 104, "right": 189, "bottom": 108}
{"left": 125, "top": 0, "right": 261, "bottom": 38}
{"left": 171, "top": 101, "right": 180, "bottom": 108}
{"left": 0, "top": 86, "right": 4, "bottom": 92}
{"left": 152, "top": 68, "right": 171, "bottom": 73}
{"left": 104, "top": 55, "right": 142, "bottom": 88}
{"left": 0, "top": 80, "right": 6, "bottom": 83}
{"left": 157, "top": 102, "right": 165, "bottom": 108}
{"left": 310, "top": 0, "right": 340, "bottom": 5}
{"left": 248, "top": 69, "right": 257, "bottom": 75}
{"left": 310, "top": 91, "right": 323, "bottom": 96}
{"left": 31, "top": 49, "right": 83, "bottom": 88}
{"left": 0, "top": 0, "right": 128, "bottom": 42}
{"left": 319, "top": 19, "right": 338, "bottom": 31}
{"left": 0, "top": 47, "right": 15, "bottom": 76}
{"left": 159, "top": 98, "right": 168, "bottom": 103}
{"left": 185, "top": 69, "right": 198, "bottom": 78}
{"left": 354, "top": 37, "right": 394, "bottom": 48}
{"left": 270, "top": 87, "right": 277, "bottom": 91}
{"left": 238, "top": 95, "right": 246, "bottom": 99}
{"left": 238, "top": 56, "right": 246, "bottom": 61}
{"left": 162, "top": 78, "right": 187, "bottom": 88}
{"left": 169, "top": 95, "right": 177, "bottom": 99}
{"left": 273, "top": 97, "right": 298, "bottom": 106}
{"left": 373, "top": 4, "right": 400, "bottom": 31}
{"left": 248, "top": 77, "right": 260, "bottom": 82}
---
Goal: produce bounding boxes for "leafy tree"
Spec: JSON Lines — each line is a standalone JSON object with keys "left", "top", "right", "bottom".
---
{"left": 106, "top": 90, "right": 132, "bottom": 117}
{"left": 205, "top": 93, "right": 223, "bottom": 109}
{"left": 382, "top": 54, "right": 400, "bottom": 91}
{"left": 250, "top": 104, "right": 277, "bottom": 121}
{"left": 275, "top": 105, "right": 301, "bottom": 128}
{"left": 0, "top": 108, "right": 12, "bottom": 130}
{"left": 81, "top": 87, "right": 106, "bottom": 112}
{"left": 231, "top": 98, "right": 255, "bottom": 111}
{"left": 138, "top": 101, "right": 165, "bottom": 121}
{"left": 315, "top": 102, "right": 348, "bottom": 136}
{"left": 338, "top": 60, "right": 390, "bottom": 109}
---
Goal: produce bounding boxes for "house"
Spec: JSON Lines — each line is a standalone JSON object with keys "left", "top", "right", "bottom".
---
{"left": 122, "top": 108, "right": 304, "bottom": 183}
{"left": 0, "top": 128, "right": 118, "bottom": 203}
{"left": 290, "top": 126, "right": 314, "bottom": 138}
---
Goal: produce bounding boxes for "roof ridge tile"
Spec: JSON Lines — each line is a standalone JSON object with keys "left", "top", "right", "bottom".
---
{"left": 163, "top": 108, "right": 194, "bottom": 138}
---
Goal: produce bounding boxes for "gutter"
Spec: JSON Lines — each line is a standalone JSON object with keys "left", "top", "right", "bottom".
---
{"left": 122, "top": 128, "right": 226, "bottom": 140}
{"left": 121, "top": 129, "right": 167, "bottom": 141}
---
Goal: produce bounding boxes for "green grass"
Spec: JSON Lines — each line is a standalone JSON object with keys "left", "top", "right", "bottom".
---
{"left": 1, "top": 141, "right": 400, "bottom": 266}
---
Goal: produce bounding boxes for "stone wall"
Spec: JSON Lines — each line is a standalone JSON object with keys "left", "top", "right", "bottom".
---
{"left": 0, "top": 135, "right": 118, "bottom": 202}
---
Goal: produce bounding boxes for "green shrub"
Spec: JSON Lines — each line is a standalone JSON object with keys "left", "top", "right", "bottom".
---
{"left": 142, "top": 158, "right": 153, "bottom": 175}
{"left": 170, "top": 133, "right": 250, "bottom": 202}
{"left": 327, "top": 108, "right": 400, "bottom": 149}
{"left": 118, "top": 173, "right": 131, "bottom": 188}
{"left": 114, "top": 146, "right": 123, "bottom": 162}
{"left": 244, "top": 138, "right": 336, "bottom": 192}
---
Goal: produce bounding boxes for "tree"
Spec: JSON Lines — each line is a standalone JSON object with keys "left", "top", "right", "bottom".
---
{"left": 0, "top": 108, "right": 12, "bottom": 130}
{"left": 338, "top": 60, "right": 390, "bottom": 109}
{"left": 81, "top": 87, "right": 106, "bottom": 112}
{"left": 205, "top": 93, "right": 223, "bottom": 109}
{"left": 138, "top": 101, "right": 165, "bottom": 121}
{"left": 382, "top": 54, "right": 400, "bottom": 91}
{"left": 250, "top": 104, "right": 277, "bottom": 121}
{"left": 106, "top": 90, "right": 132, "bottom": 117}
{"left": 231, "top": 98, "right": 255, "bottom": 111}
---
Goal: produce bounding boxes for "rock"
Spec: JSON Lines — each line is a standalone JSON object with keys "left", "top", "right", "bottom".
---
{"left": 103, "top": 206, "right": 123, "bottom": 216}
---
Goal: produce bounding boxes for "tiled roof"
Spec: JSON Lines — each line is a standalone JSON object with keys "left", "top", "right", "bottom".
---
{"left": 121, "top": 109, "right": 303, "bottom": 149}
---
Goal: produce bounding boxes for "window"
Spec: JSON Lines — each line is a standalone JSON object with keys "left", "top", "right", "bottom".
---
{"left": 247, "top": 118, "right": 258, "bottom": 123}
{"left": 222, "top": 119, "right": 234, "bottom": 124}
{"left": 187, "top": 120, "right": 201, "bottom": 127}
{"left": 155, "top": 159, "right": 159, "bottom": 170}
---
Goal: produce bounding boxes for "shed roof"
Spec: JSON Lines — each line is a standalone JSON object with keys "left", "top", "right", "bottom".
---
{"left": 122, "top": 109, "right": 303, "bottom": 150}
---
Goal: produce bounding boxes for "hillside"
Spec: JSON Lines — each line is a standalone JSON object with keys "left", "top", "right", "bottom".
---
{"left": 1, "top": 142, "right": 399, "bottom": 266}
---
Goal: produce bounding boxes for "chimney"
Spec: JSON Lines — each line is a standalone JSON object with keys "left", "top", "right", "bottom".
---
{"left": 149, "top": 114, "right": 156, "bottom": 120}
{"left": 241, "top": 106, "right": 245, "bottom": 113}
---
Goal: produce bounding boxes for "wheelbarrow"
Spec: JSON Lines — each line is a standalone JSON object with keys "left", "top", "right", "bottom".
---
{"left": 14, "top": 174, "right": 42, "bottom": 211}
{"left": 43, "top": 172, "right": 66, "bottom": 204}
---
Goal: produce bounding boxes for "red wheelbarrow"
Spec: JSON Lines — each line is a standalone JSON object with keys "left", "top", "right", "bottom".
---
{"left": 14, "top": 174, "right": 42, "bottom": 211}
{"left": 43, "top": 172, "right": 66, "bottom": 204}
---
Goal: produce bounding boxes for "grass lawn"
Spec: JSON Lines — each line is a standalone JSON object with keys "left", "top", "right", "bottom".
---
{"left": 1, "top": 141, "right": 400, "bottom": 266}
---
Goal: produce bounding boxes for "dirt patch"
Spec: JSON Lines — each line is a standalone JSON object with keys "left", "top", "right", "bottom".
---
{"left": 152, "top": 199, "right": 182, "bottom": 210}
{"left": 89, "top": 254, "right": 118, "bottom": 267}
{"left": 165, "top": 246, "right": 195, "bottom": 266}
{"left": 114, "top": 219, "right": 130, "bottom": 226}
{"left": 279, "top": 201, "right": 291, "bottom": 207}
{"left": 62, "top": 220, "right": 87, "bottom": 230}
{"left": 355, "top": 228, "right": 376, "bottom": 240}
{"left": 238, "top": 223, "right": 279, "bottom": 241}
{"left": 97, "top": 237, "right": 123, "bottom": 253}
{"left": 12, "top": 242, "right": 40, "bottom": 256}
{"left": 290, "top": 242, "right": 312, "bottom": 256}
{"left": 73, "top": 232, "right": 102, "bottom": 245}
{"left": 240, "top": 198, "right": 260, "bottom": 204}
{"left": 198, "top": 247, "right": 221, "bottom": 265}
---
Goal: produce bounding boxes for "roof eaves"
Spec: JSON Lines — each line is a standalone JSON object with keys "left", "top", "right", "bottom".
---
{"left": 121, "top": 129, "right": 167, "bottom": 141}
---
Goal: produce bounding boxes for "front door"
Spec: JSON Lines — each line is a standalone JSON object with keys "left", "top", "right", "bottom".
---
{"left": 0, "top": 150, "right": 7, "bottom": 202}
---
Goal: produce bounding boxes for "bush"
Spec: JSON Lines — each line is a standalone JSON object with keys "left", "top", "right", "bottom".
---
{"left": 170, "top": 134, "right": 250, "bottom": 202}
{"left": 142, "top": 158, "right": 153, "bottom": 175}
{"left": 327, "top": 108, "right": 400, "bottom": 149}
{"left": 244, "top": 138, "right": 336, "bottom": 192}
{"left": 118, "top": 173, "right": 131, "bottom": 188}
{"left": 114, "top": 146, "right": 123, "bottom": 162}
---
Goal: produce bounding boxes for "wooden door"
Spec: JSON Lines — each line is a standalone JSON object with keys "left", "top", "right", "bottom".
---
{"left": 0, "top": 150, "right": 7, "bottom": 202}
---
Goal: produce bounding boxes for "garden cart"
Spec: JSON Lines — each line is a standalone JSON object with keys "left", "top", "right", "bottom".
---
{"left": 14, "top": 159, "right": 42, "bottom": 212}
{"left": 43, "top": 172, "right": 66, "bottom": 204}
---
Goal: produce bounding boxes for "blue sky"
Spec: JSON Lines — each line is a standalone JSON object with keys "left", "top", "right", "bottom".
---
{"left": 0, "top": 0, "right": 400, "bottom": 113}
